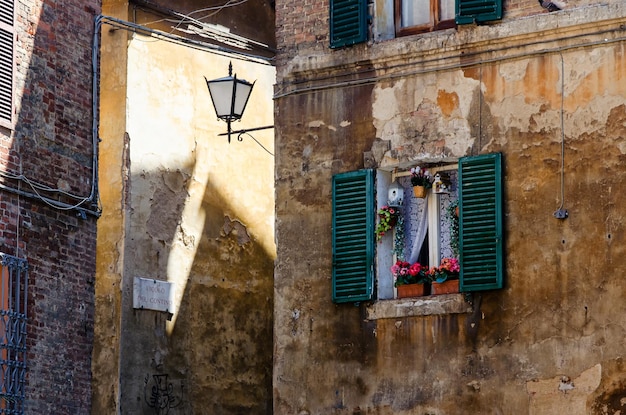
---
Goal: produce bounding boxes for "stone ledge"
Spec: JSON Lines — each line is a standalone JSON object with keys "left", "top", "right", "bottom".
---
{"left": 365, "top": 293, "right": 472, "bottom": 320}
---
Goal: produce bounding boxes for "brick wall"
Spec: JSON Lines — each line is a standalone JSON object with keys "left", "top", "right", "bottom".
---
{"left": 275, "top": 0, "right": 597, "bottom": 72}
{"left": 0, "top": 0, "right": 100, "bottom": 413}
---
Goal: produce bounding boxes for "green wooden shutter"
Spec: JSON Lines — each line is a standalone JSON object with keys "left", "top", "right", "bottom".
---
{"left": 456, "top": 0, "right": 502, "bottom": 25}
{"left": 0, "top": 1, "right": 13, "bottom": 125}
{"left": 330, "top": 0, "right": 368, "bottom": 49}
{"left": 332, "top": 170, "right": 374, "bottom": 303}
{"left": 458, "top": 153, "right": 503, "bottom": 292}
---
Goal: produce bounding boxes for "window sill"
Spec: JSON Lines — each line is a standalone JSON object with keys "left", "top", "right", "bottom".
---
{"left": 365, "top": 293, "right": 471, "bottom": 320}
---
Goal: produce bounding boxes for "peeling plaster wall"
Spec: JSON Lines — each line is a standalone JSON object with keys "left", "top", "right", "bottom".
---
{"left": 95, "top": 4, "right": 276, "bottom": 413}
{"left": 274, "top": 3, "right": 626, "bottom": 414}
{"left": 93, "top": 1, "right": 130, "bottom": 413}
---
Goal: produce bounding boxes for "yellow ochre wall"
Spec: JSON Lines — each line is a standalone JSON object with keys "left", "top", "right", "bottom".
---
{"left": 94, "top": 3, "right": 276, "bottom": 413}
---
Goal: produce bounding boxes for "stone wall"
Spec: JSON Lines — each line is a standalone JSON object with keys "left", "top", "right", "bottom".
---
{"left": 274, "top": 1, "right": 626, "bottom": 414}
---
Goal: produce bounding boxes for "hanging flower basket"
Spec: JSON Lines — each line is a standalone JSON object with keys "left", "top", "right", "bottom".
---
{"left": 413, "top": 185, "right": 427, "bottom": 198}
{"left": 410, "top": 166, "right": 433, "bottom": 199}
{"left": 375, "top": 205, "right": 401, "bottom": 241}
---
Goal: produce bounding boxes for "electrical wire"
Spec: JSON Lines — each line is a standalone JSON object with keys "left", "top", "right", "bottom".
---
{"left": 131, "top": 0, "right": 274, "bottom": 53}
{"left": 557, "top": 52, "right": 566, "bottom": 212}
{"left": 2, "top": 11, "right": 274, "bottom": 219}
{"left": 139, "top": 0, "right": 250, "bottom": 26}
{"left": 0, "top": 170, "right": 93, "bottom": 201}
{"left": 187, "top": 0, "right": 250, "bottom": 19}
{"left": 100, "top": 15, "right": 273, "bottom": 65}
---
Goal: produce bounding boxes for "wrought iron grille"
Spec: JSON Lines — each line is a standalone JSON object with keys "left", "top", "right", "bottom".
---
{"left": 0, "top": 254, "right": 27, "bottom": 415}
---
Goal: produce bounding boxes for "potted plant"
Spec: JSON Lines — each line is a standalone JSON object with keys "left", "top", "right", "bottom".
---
{"left": 376, "top": 205, "right": 401, "bottom": 241}
{"left": 410, "top": 167, "right": 433, "bottom": 198}
{"left": 428, "top": 257, "right": 460, "bottom": 295}
{"left": 392, "top": 260, "right": 428, "bottom": 298}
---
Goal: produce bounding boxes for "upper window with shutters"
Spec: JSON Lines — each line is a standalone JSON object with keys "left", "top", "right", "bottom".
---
{"left": 329, "top": 0, "right": 503, "bottom": 47}
{"left": 0, "top": 1, "right": 13, "bottom": 128}
{"left": 331, "top": 153, "right": 503, "bottom": 305}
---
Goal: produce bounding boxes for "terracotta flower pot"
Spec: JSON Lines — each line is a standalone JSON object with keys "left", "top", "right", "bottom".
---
{"left": 397, "top": 283, "right": 426, "bottom": 298}
{"left": 413, "top": 185, "right": 427, "bottom": 198}
{"left": 431, "top": 279, "right": 460, "bottom": 295}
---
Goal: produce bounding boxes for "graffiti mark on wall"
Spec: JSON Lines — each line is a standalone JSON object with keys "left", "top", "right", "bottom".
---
{"left": 144, "top": 373, "right": 184, "bottom": 414}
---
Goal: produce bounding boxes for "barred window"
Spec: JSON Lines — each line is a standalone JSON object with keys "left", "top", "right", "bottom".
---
{"left": 0, "top": 253, "right": 27, "bottom": 415}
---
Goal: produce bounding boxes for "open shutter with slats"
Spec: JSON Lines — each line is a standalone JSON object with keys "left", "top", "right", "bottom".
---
{"left": 456, "top": 0, "right": 502, "bottom": 25}
{"left": 330, "top": 0, "right": 368, "bottom": 49}
{"left": 0, "top": 1, "right": 12, "bottom": 126}
{"left": 332, "top": 170, "right": 374, "bottom": 303}
{"left": 458, "top": 153, "right": 503, "bottom": 291}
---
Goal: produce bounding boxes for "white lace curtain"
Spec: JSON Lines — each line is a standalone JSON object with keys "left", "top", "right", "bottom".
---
{"left": 408, "top": 194, "right": 429, "bottom": 264}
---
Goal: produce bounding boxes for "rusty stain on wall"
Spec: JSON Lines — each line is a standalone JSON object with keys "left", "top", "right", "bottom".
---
{"left": 437, "top": 90, "right": 460, "bottom": 118}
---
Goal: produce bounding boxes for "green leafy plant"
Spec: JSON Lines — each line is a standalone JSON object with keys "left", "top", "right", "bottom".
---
{"left": 446, "top": 200, "right": 460, "bottom": 257}
{"left": 376, "top": 205, "right": 401, "bottom": 241}
{"left": 393, "top": 216, "right": 405, "bottom": 260}
{"left": 410, "top": 166, "right": 433, "bottom": 188}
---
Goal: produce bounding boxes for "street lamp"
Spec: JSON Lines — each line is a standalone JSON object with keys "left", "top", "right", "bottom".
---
{"left": 205, "top": 62, "right": 273, "bottom": 143}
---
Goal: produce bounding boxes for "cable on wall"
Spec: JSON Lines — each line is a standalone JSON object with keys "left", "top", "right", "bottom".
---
{"left": 100, "top": 15, "right": 274, "bottom": 65}
{"left": 553, "top": 52, "right": 568, "bottom": 220}
{"left": 1, "top": 11, "right": 276, "bottom": 220}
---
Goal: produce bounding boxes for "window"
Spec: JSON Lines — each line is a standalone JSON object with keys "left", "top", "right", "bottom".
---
{"left": 329, "top": 0, "right": 368, "bottom": 48}
{"left": 331, "top": 153, "right": 503, "bottom": 304}
{"left": 395, "top": 0, "right": 456, "bottom": 36}
{"left": 455, "top": 0, "right": 503, "bottom": 25}
{"left": 0, "top": 0, "right": 14, "bottom": 127}
{"left": 0, "top": 253, "right": 27, "bottom": 415}
{"left": 329, "top": 0, "right": 503, "bottom": 47}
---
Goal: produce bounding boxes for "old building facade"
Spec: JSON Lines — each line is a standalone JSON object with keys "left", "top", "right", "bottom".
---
{"left": 274, "top": 0, "right": 626, "bottom": 413}
{"left": 0, "top": 0, "right": 101, "bottom": 413}
{"left": 94, "top": 0, "right": 276, "bottom": 413}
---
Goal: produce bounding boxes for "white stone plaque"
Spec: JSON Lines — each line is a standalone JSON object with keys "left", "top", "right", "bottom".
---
{"left": 133, "top": 277, "right": 174, "bottom": 313}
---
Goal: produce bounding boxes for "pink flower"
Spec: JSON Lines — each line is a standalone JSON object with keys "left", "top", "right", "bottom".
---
{"left": 408, "top": 263, "right": 422, "bottom": 276}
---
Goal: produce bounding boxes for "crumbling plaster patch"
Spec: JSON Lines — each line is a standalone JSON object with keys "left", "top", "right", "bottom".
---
{"left": 569, "top": 96, "right": 626, "bottom": 139}
{"left": 222, "top": 216, "right": 251, "bottom": 246}
{"left": 372, "top": 72, "right": 479, "bottom": 163}
{"left": 527, "top": 364, "right": 601, "bottom": 415}
{"left": 487, "top": 48, "right": 626, "bottom": 138}
{"left": 563, "top": 47, "right": 611, "bottom": 97}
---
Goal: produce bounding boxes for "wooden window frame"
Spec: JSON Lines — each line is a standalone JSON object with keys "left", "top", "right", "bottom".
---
{"left": 394, "top": 0, "right": 455, "bottom": 37}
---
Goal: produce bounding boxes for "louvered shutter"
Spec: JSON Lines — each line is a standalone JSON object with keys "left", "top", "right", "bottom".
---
{"left": 0, "top": 1, "right": 13, "bottom": 126}
{"left": 458, "top": 153, "right": 503, "bottom": 291}
{"left": 456, "top": 0, "right": 502, "bottom": 25}
{"left": 330, "top": 0, "right": 367, "bottom": 49}
{"left": 332, "top": 170, "right": 374, "bottom": 303}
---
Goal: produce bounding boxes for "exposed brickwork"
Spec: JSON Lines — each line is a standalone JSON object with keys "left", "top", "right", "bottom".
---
{"left": 0, "top": 0, "right": 100, "bottom": 413}
{"left": 12, "top": 1, "right": 99, "bottom": 197}
{"left": 275, "top": 0, "right": 592, "bottom": 73}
